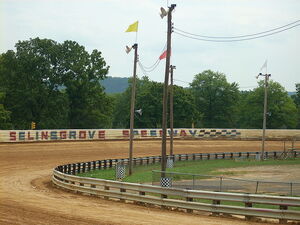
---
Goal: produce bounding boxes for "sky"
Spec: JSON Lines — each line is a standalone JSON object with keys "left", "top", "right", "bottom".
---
{"left": 1, "top": 0, "right": 299, "bottom": 91}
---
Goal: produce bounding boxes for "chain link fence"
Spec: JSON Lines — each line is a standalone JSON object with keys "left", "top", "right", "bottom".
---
{"left": 152, "top": 170, "right": 300, "bottom": 196}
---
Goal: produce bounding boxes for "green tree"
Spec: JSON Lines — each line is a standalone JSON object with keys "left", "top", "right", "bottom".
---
{"left": 291, "top": 83, "right": 300, "bottom": 128}
{"left": 0, "top": 38, "right": 112, "bottom": 129}
{"left": 190, "top": 70, "right": 239, "bottom": 128}
{"left": 112, "top": 76, "right": 200, "bottom": 129}
{"left": 239, "top": 80, "right": 298, "bottom": 129}
{"left": 59, "top": 40, "right": 111, "bottom": 128}
{"left": 0, "top": 92, "right": 11, "bottom": 129}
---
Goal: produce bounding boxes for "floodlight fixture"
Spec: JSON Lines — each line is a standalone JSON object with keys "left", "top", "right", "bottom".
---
{"left": 125, "top": 45, "right": 132, "bottom": 54}
{"left": 160, "top": 7, "right": 168, "bottom": 19}
{"left": 135, "top": 109, "right": 142, "bottom": 116}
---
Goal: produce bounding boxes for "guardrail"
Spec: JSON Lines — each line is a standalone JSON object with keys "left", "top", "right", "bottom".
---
{"left": 52, "top": 150, "right": 300, "bottom": 223}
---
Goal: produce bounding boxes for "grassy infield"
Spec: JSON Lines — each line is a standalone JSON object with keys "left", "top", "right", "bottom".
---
{"left": 78, "top": 158, "right": 300, "bottom": 210}
{"left": 78, "top": 157, "right": 300, "bottom": 183}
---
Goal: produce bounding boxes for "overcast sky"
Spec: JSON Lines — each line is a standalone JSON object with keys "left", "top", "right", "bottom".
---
{"left": 1, "top": 0, "right": 299, "bottom": 91}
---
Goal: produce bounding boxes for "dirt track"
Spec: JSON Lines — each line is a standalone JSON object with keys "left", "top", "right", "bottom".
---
{"left": 0, "top": 140, "right": 291, "bottom": 225}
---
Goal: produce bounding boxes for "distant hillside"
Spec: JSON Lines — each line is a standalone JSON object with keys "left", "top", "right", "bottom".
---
{"left": 288, "top": 92, "right": 296, "bottom": 96}
{"left": 100, "top": 76, "right": 129, "bottom": 93}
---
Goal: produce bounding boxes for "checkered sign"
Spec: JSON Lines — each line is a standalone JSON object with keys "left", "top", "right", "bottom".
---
{"left": 198, "top": 129, "right": 241, "bottom": 137}
{"left": 115, "top": 162, "right": 126, "bottom": 180}
{"left": 160, "top": 177, "right": 172, "bottom": 188}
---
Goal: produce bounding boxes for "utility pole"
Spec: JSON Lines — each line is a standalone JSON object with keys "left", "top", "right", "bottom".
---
{"left": 161, "top": 4, "right": 176, "bottom": 173}
{"left": 169, "top": 65, "right": 176, "bottom": 157}
{"left": 257, "top": 72, "right": 271, "bottom": 160}
{"left": 129, "top": 43, "right": 138, "bottom": 175}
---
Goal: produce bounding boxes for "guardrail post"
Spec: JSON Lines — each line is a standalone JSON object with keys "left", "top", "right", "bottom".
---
{"left": 179, "top": 154, "right": 182, "bottom": 161}
{"left": 279, "top": 205, "right": 288, "bottom": 224}
{"left": 104, "top": 186, "right": 110, "bottom": 200}
{"left": 207, "top": 154, "right": 210, "bottom": 160}
{"left": 93, "top": 161, "right": 96, "bottom": 170}
{"left": 87, "top": 162, "right": 91, "bottom": 171}
{"left": 139, "top": 158, "right": 143, "bottom": 165}
{"left": 82, "top": 163, "right": 86, "bottom": 173}
{"left": 109, "top": 159, "right": 113, "bottom": 168}
{"left": 186, "top": 197, "right": 193, "bottom": 213}
{"left": 200, "top": 153, "right": 202, "bottom": 160}
{"left": 222, "top": 153, "right": 225, "bottom": 159}
{"left": 120, "top": 188, "right": 126, "bottom": 202}
{"left": 186, "top": 154, "right": 188, "bottom": 160}
{"left": 103, "top": 160, "right": 107, "bottom": 169}
{"left": 146, "top": 157, "right": 149, "bottom": 165}
{"left": 72, "top": 164, "right": 76, "bottom": 175}
{"left": 161, "top": 194, "right": 168, "bottom": 209}
{"left": 245, "top": 202, "right": 253, "bottom": 221}
{"left": 212, "top": 200, "right": 220, "bottom": 216}
{"left": 215, "top": 153, "right": 218, "bottom": 159}
{"left": 193, "top": 154, "right": 196, "bottom": 160}
{"left": 230, "top": 153, "right": 233, "bottom": 159}
{"left": 76, "top": 163, "right": 80, "bottom": 173}
{"left": 246, "top": 152, "right": 250, "bottom": 158}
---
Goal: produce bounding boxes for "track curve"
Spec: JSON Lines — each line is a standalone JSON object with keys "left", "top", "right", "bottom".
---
{"left": 0, "top": 140, "right": 286, "bottom": 225}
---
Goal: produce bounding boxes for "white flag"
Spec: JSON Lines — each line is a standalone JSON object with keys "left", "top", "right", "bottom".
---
{"left": 260, "top": 60, "right": 267, "bottom": 71}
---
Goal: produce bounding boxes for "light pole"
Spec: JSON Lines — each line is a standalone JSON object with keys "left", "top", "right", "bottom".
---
{"left": 129, "top": 43, "right": 138, "bottom": 175}
{"left": 161, "top": 4, "right": 176, "bottom": 174}
{"left": 257, "top": 72, "right": 271, "bottom": 160}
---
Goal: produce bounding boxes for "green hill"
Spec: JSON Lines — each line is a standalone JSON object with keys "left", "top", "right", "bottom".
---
{"left": 100, "top": 76, "right": 129, "bottom": 93}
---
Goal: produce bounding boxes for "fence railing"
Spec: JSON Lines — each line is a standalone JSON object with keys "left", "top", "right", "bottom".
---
{"left": 52, "top": 169, "right": 300, "bottom": 223}
{"left": 56, "top": 150, "right": 300, "bottom": 175}
{"left": 53, "top": 150, "right": 300, "bottom": 223}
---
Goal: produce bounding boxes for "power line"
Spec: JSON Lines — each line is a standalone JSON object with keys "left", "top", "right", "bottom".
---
{"left": 174, "top": 23, "right": 300, "bottom": 42}
{"left": 174, "top": 20, "right": 300, "bottom": 39}
{"left": 138, "top": 42, "right": 167, "bottom": 70}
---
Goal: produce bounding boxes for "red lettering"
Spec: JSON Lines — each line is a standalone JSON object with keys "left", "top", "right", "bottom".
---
{"left": 98, "top": 130, "right": 105, "bottom": 139}
{"left": 60, "top": 131, "right": 67, "bottom": 139}
{"left": 27, "top": 132, "right": 34, "bottom": 140}
{"left": 180, "top": 130, "right": 187, "bottom": 136}
{"left": 79, "top": 131, "right": 86, "bottom": 139}
{"left": 141, "top": 130, "right": 147, "bottom": 137}
{"left": 123, "top": 130, "right": 129, "bottom": 137}
{"left": 41, "top": 131, "right": 48, "bottom": 140}
{"left": 10, "top": 132, "right": 16, "bottom": 141}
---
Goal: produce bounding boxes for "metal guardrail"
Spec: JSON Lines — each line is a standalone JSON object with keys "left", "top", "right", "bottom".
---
{"left": 52, "top": 150, "right": 300, "bottom": 223}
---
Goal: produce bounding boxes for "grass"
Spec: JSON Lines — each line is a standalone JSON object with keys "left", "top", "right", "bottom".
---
{"left": 77, "top": 157, "right": 300, "bottom": 183}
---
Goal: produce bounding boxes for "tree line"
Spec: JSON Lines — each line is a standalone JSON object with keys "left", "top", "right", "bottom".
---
{"left": 0, "top": 38, "right": 299, "bottom": 130}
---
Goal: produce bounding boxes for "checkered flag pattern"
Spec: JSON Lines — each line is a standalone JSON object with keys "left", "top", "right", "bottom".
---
{"left": 166, "top": 158, "right": 174, "bottom": 168}
{"left": 160, "top": 177, "right": 172, "bottom": 188}
{"left": 198, "top": 129, "right": 241, "bottom": 137}
{"left": 115, "top": 162, "right": 126, "bottom": 180}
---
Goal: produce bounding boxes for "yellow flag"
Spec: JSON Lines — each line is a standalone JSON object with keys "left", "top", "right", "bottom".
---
{"left": 125, "top": 21, "right": 138, "bottom": 32}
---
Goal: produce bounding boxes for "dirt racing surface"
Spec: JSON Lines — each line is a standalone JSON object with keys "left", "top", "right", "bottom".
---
{"left": 0, "top": 140, "right": 292, "bottom": 225}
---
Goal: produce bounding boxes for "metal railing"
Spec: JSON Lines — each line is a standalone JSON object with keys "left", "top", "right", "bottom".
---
{"left": 152, "top": 171, "right": 300, "bottom": 196}
{"left": 53, "top": 150, "right": 300, "bottom": 223}
{"left": 52, "top": 169, "right": 300, "bottom": 223}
